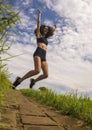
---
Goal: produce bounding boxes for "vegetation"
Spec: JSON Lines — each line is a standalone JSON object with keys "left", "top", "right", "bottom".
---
{"left": 0, "top": 64, "right": 12, "bottom": 104}
{"left": 21, "top": 88, "right": 92, "bottom": 126}
{"left": 0, "top": 0, "right": 20, "bottom": 57}
{"left": 0, "top": 0, "right": 20, "bottom": 103}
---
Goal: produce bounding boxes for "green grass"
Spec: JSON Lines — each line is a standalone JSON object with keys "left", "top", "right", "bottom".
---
{"left": 21, "top": 88, "right": 92, "bottom": 126}
{"left": 0, "top": 70, "right": 12, "bottom": 104}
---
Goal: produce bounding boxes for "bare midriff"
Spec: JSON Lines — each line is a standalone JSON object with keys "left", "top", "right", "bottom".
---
{"left": 37, "top": 43, "right": 47, "bottom": 51}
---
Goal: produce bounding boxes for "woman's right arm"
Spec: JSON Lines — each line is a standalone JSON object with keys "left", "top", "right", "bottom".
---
{"left": 36, "top": 9, "right": 41, "bottom": 38}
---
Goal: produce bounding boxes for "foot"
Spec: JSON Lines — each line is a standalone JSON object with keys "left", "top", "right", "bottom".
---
{"left": 12, "top": 86, "right": 16, "bottom": 90}
{"left": 13, "top": 77, "right": 21, "bottom": 89}
{"left": 30, "top": 78, "right": 35, "bottom": 88}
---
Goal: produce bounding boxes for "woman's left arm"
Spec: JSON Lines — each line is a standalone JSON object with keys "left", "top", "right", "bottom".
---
{"left": 53, "top": 25, "right": 57, "bottom": 32}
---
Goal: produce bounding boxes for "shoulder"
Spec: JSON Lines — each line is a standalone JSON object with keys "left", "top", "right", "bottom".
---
{"left": 34, "top": 28, "right": 42, "bottom": 38}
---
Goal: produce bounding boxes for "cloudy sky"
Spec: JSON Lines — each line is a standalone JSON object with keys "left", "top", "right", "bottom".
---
{"left": 7, "top": 0, "right": 92, "bottom": 98}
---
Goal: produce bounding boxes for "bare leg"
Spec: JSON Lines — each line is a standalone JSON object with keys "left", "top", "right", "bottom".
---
{"left": 34, "top": 61, "right": 48, "bottom": 83}
{"left": 19, "top": 56, "right": 41, "bottom": 83}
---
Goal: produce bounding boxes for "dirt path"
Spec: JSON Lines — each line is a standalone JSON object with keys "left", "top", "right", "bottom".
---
{"left": 0, "top": 90, "right": 91, "bottom": 130}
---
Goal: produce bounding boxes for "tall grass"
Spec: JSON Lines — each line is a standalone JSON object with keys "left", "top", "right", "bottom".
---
{"left": 21, "top": 89, "right": 92, "bottom": 126}
{"left": 0, "top": 68, "right": 12, "bottom": 104}
{"left": 0, "top": 0, "right": 20, "bottom": 101}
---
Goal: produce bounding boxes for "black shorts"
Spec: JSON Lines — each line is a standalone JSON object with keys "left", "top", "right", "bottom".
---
{"left": 33, "top": 47, "right": 46, "bottom": 61}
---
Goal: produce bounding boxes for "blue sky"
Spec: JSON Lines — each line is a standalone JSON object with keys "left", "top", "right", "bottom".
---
{"left": 7, "top": 0, "right": 92, "bottom": 98}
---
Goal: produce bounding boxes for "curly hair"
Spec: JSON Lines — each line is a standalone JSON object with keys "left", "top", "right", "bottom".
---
{"left": 34, "top": 25, "right": 55, "bottom": 38}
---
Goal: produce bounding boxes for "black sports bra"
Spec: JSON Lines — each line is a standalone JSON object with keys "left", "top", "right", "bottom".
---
{"left": 37, "top": 37, "right": 48, "bottom": 45}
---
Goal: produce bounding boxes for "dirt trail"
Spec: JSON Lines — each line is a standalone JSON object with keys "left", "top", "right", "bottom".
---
{"left": 0, "top": 90, "right": 91, "bottom": 130}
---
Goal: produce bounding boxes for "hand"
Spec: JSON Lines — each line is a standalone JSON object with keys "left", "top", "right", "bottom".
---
{"left": 53, "top": 25, "right": 57, "bottom": 31}
{"left": 54, "top": 25, "right": 57, "bottom": 28}
{"left": 38, "top": 9, "right": 42, "bottom": 14}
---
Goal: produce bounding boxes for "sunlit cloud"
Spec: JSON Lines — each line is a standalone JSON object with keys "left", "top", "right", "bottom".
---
{"left": 8, "top": 0, "right": 92, "bottom": 98}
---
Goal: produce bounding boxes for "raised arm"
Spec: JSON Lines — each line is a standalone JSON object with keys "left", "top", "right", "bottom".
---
{"left": 36, "top": 9, "right": 42, "bottom": 38}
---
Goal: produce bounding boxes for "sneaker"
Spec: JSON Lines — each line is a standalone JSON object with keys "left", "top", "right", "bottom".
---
{"left": 13, "top": 77, "right": 21, "bottom": 89}
{"left": 30, "top": 78, "right": 35, "bottom": 88}
{"left": 12, "top": 86, "right": 16, "bottom": 90}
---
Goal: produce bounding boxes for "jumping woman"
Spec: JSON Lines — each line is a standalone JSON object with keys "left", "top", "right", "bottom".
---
{"left": 13, "top": 9, "right": 57, "bottom": 89}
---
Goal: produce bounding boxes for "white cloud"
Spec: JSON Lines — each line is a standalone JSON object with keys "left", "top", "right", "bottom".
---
{"left": 7, "top": 0, "right": 92, "bottom": 98}
{"left": 41, "top": 0, "right": 92, "bottom": 93}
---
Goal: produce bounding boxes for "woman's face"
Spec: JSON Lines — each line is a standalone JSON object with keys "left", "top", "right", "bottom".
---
{"left": 43, "top": 26, "right": 48, "bottom": 35}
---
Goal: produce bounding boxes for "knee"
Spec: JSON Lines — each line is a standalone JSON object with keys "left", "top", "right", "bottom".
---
{"left": 44, "top": 73, "right": 48, "bottom": 78}
{"left": 35, "top": 69, "right": 41, "bottom": 74}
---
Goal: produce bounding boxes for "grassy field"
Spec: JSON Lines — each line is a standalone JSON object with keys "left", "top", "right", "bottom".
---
{"left": 21, "top": 88, "right": 92, "bottom": 126}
